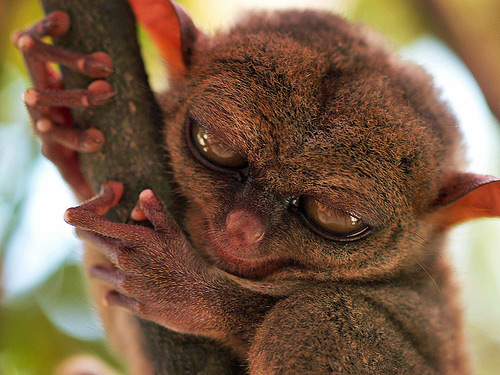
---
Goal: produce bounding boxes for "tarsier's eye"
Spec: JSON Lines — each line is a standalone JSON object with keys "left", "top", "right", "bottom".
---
{"left": 301, "top": 197, "right": 370, "bottom": 240}
{"left": 190, "top": 121, "right": 247, "bottom": 169}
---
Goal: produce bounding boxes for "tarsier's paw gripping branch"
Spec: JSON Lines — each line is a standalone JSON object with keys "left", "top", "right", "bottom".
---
{"left": 15, "top": 1, "right": 500, "bottom": 374}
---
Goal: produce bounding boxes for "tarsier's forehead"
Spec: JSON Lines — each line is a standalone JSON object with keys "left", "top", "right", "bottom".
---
{"left": 187, "top": 10, "right": 462, "bottom": 216}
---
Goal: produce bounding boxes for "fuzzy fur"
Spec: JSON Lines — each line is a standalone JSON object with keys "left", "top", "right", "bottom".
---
{"left": 21, "top": 2, "right": 498, "bottom": 374}
{"left": 154, "top": 10, "right": 469, "bottom": 374}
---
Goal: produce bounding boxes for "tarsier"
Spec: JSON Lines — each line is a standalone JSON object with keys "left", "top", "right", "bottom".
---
{"left": 14, "top": 0, "right": 500, "bottom": 374}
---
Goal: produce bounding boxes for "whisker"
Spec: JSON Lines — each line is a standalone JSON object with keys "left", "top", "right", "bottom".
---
{"left": 405, "top": 229, "right": 427, "bottom": 243}
{"left": 397, "top": 231, "right": 426, "bottom": 247}
{"left": 409, "top": 255, "right": 441, "bottom": 294}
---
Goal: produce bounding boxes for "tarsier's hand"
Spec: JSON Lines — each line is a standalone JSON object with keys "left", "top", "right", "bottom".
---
{"left": 64, "top": 182, "right": 220, "bottom": 335}
{"left": 13, "top": 11, "right": 115, "bottom": 201}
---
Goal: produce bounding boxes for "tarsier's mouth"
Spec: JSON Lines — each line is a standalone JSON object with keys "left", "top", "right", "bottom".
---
{"left": 184, "top": 203, "right": 288, "bottom": 279}
{"left": 204, "top": 220, "right": 286, "bottom": 280}
{"left": 208, "top": 244, "right": 286, "bottom": 280}
{"left": 181, "top": 210, "right": 289, "bottom": 280}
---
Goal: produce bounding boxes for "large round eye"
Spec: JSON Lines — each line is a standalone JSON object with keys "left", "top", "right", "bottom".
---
{"left": 302, "top": 197, "right": 369, "bottom": 239}
{"left": 191, "top": 122, "right": 247, "bottom": 169}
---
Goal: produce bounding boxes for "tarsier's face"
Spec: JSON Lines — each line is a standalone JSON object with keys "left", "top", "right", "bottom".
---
{"left": 163, "top": 12, "right": 461, "bottom": 282}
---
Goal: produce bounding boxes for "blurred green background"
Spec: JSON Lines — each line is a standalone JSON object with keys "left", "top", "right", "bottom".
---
{"left": 1, "top": 0, "right": 500, "bottom": 374}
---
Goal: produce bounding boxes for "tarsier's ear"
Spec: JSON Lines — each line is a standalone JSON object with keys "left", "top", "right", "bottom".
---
{"left": 429, "top": 173, "right": 500, "bottom": 229}
{"left": 128, "top": 0, "right": 201, "bottom": 76}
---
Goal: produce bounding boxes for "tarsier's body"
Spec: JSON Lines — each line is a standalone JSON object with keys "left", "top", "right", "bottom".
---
{"left": 15, "top": 1, "right": 500, "bottom": 374}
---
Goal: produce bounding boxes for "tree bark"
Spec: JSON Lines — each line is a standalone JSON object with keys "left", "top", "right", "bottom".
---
{"left": 39, "top": 0, "right": 241, "bottom": 374}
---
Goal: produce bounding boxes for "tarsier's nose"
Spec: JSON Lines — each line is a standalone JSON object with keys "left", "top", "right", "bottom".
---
{"left": 225, "top": 208, "right": 265, "bottom": 246}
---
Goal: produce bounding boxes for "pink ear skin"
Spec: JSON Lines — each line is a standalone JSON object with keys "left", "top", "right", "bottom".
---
{"left": 127, "top": 0, "right": 201, "bottom": 76}
{"left": 429, "top": 173, "right": 500, "bottom": 229}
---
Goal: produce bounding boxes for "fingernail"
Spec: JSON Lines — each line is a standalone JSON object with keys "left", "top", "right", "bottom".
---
{"left": 81, "top": 129, "right": 105, "bottom": 151}
{"left": 36, "top": 118, "right": 52, "bottom": 133}
{"left": 23, "top": 88, "right": 41, "bottom": 106}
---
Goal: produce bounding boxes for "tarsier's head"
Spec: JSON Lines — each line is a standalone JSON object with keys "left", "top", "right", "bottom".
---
{"left": 159, "top": 9, "right": 499, "bottom": 282}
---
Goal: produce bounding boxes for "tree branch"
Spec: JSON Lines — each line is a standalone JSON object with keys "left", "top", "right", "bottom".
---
{"left": 39, "top": 0, "right": 240, "bottom": 373}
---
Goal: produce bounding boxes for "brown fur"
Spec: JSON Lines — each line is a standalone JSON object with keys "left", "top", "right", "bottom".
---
{"left": 150, "top": 10, "right": 469, "bottom": 374}
{"left": 24, "top": 5, "right": 498, "bottom": 374}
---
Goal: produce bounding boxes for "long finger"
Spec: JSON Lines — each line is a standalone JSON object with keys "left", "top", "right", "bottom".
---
{"left": 65, "top": 208, "right": 160, "bottom": 246}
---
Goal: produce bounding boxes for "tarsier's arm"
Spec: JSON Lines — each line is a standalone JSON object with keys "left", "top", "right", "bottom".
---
{"left": 16, "top": 1, "right": 500, "bottom": 374}
{"left": 64, "top": 182, "right": 276, "bottom": 355}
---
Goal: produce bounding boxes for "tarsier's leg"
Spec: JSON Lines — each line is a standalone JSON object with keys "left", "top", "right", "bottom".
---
{"left": 13, "top": 11, "right": 116, "bottom": 201}
{"left": 249, "top": 286, "right": 443, "bottom": 375}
